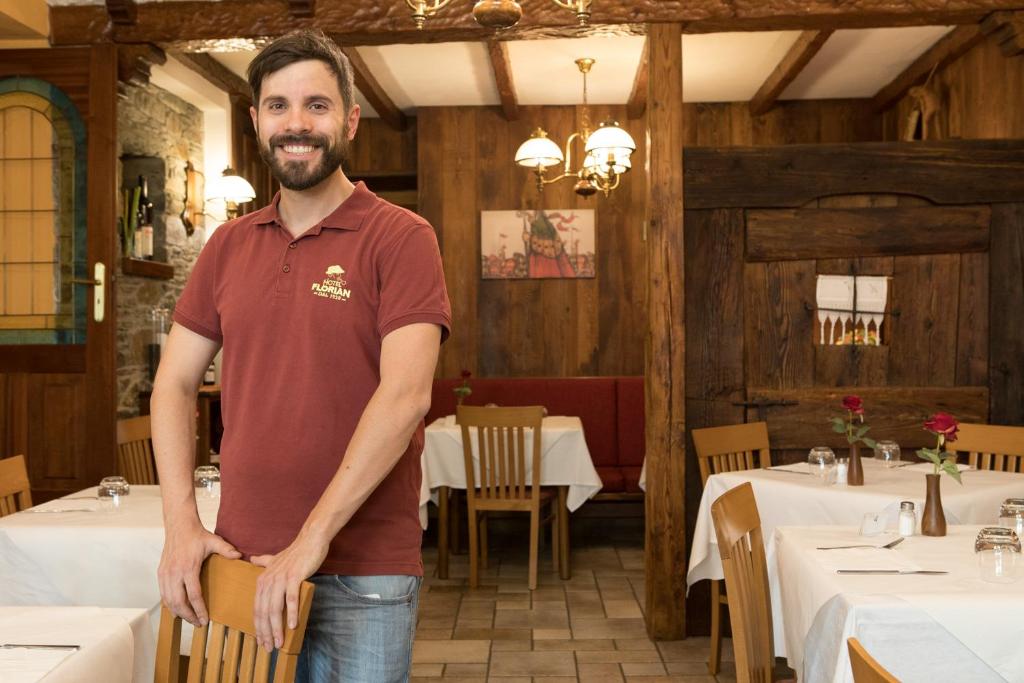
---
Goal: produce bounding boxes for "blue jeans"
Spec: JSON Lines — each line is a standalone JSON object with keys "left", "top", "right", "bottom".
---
{"left": 293, "top": 574, "right": 422, "bottom": 683}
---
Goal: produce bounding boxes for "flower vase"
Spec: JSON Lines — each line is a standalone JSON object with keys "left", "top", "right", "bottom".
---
{"left": 847, "top": 442, "right": 864, "bottom": 486}
{"left": 921, "top": 473, "right": 946, "bottom": 536}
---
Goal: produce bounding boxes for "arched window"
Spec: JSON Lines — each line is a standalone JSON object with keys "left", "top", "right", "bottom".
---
{"left": 0, "top": 78, "right": 87, "bottom": 344}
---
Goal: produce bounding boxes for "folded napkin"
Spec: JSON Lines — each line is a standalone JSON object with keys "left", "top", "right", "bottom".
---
{"left": 25, "top": 498, "right": 100, "bottom": 513}
{"left": 901, "top": 462, "right": 971, "bottom": 474}
{"left": 814, "top": 547, "right": 922, "bottom": 573}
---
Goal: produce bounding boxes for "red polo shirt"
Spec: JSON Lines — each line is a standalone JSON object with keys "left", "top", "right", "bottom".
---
{"left": 172, "top": 182, "right": 451, "bottom": 576}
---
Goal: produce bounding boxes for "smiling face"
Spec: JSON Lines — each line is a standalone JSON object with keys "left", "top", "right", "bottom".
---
{"left": 250, "top": 59, "right": 360, "bottom": 192}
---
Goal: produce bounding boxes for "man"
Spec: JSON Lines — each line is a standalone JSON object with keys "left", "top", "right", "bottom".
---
{"left": 152, "top": 29, "right": 450, "bottom": 682}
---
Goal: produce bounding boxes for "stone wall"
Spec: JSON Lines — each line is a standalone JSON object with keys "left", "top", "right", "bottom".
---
{"left": 116, "top": 82, "right": 206, "bottom": 417}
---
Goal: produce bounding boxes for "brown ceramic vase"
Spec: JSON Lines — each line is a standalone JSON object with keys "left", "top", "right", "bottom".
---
{"left": 921, "top": 473, "right": 947, "bottom": 537}
{"left": 847, "top": 442, "right": 864, "bottom": 486}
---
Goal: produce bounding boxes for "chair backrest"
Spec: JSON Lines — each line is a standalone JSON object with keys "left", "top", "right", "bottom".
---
{"left": 155, "top": 555, "right": 314, "bottom": 683}
{"left": 456, "top": 405, "right": 544, "bottom": 503}
{"left": 0, "top": 454, "right": 32, "bottom": 516}
{"left": 847, "top": 638, "right": 899, "bottom": 683}
{"left": 116, "top": 415, "right": 158, "bottom": 485}
{"left": 710, "top": 482, "right": 774, "bottom": 683}
{"left": 693, "top": 422, "right": 772, "bottom": 485}
{"left": 951, "top": 423, "right": 1024, "bottom": 473}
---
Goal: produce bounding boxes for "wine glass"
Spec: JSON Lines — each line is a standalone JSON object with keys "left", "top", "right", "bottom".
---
{"left": 998, "top": 499, "right": 1024, "bottom": 536}
{"left": 874, "top": 440, "right": 902, "bottom": 468}
{"left": 976, "top": 526, "right": 1022, "bottom": 584}
{"left": 807, "top": 447, "right": 837, "bottom": 485}
{"left": 193, "top": 465, "right": 221, "bottom": 499}
{"left": 98, "top": 476, "right": 130, "bottom": 512}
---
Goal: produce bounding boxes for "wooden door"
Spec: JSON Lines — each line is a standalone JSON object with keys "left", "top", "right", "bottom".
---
{"left": 0, "top": 46, "right": 118, "bottom": 500}
{"left": 683, "top": 140, "right": 1024, "bottom": 632}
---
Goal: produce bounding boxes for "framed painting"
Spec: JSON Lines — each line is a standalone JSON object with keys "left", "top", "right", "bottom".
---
{"left": 480, "top": 209, "right": 595, "bottom": 279}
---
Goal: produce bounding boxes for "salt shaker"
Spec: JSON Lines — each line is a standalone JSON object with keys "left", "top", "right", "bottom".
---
{"left": 899, "top": 501, "right": 916, "bottom": 537}
{"left": 835, "top": 457, "right": 849, "bottom": 485}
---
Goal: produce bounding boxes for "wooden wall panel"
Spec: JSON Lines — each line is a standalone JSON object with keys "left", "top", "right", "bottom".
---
{"left": 990, "top": 203, "right": 1024, "bottom": 425}
{"left": 751, "top": 386, "right": 989, "bottom": 450}
{"left": 882, "top": 36, "right": 1024, "bottom": 141}
{"left": 348, "top": 117, "right": 417, "bottom": 173}
{"left": 743, "top": 260, "right": 816, "bottom": 389}
{"left": 888, "top": 254, "right": 962, "bottom": 386}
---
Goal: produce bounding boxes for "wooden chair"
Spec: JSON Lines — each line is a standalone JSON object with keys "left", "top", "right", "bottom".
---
{"left": 117, "top": 415, "right": 158, "bottom": 485}
{"left": 950, "top": 423, "right": 1024, "bottom": 473}
{"left": 456, "top": 405, "right": 559, "bottom": 590}
{"left": 710, "top": 482, "right": 776, "bottom": 683}
{"left": 0, "top": 454, "right": 32, "bottom": 517}
{"left": 155, "top": 555, "right": 314, "bottom": 683}
{"left": 847, "top": 638, "right": 899, "bottom": 683}
{"left": 692, "top": 421, "right": 772, "bottom": 674}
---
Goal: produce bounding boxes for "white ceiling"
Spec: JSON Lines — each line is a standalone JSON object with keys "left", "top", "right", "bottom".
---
{"left": 208, "top": 26, "right": 954, "bottom": 118}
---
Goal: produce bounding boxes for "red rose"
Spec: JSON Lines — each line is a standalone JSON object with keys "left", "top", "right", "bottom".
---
{"left": 924, "top": 412, "right": 959, "bottom": 442}
{"left": 460, "top": 369, "right": 472, "bottom": 379}
{"left": 842, "top": 395, "right": 864, "bottom": 415}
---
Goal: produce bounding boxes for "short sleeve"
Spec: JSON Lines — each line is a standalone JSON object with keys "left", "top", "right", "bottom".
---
{"left": 377, "top": 223, "right": 452, "bottom": 343}
{"left": 173, "top": 233, "right": 223, "bottom": 343}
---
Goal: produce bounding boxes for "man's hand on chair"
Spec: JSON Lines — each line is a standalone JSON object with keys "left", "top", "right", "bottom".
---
{"left": 250, "top": 531, "right": 328, "bottom": 652}
{"left": 158, "top": 518, "right": 240, "bottom": 627}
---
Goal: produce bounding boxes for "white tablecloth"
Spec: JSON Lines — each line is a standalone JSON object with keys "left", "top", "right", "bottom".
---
{"left": 0, "top": 487, "right": 219, "bottom": 664}
{"left": 418, "top": 415, "right": 603, "bottom": 526}
{"left": 686, "top": 458, "right": 1023, "bottom": 655}
{"left": 775, "top": 525, "right": 1024, "bottom": 683}
{"left": 0, "top": 606, "right": 153, "bottom": 683}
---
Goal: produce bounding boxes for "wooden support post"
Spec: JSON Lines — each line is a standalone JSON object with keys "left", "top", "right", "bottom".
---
{"left": 644, "top": 22, "right": 687, "bottom": 640}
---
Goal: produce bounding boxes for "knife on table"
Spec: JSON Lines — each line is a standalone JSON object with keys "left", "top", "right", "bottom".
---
{"left": 836, "top": 569, "right": 948, "bottom": 575}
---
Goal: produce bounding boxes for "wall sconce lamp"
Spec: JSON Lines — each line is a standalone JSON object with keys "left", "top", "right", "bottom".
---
{"left": 206, "top": 167, "right": 256, "bottom": 220}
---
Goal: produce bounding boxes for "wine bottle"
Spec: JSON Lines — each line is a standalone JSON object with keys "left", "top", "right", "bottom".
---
{"left": 138, "top": 176, "right": 154, "bottom": 258}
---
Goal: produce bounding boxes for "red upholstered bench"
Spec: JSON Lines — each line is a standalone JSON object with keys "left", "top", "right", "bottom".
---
{"left": 426, "top": 376, "right": 645, "bottom": 497}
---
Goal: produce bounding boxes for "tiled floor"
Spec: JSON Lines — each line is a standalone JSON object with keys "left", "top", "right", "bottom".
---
{"left": 412, "top": 541, "right": 743, "bottom": 683}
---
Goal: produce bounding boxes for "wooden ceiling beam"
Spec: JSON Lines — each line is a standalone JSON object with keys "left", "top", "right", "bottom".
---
{"left": 171, "top": 51, "right": 252, "bottom": 103}
{"left": 749, "top": 30, "right": 832, "bottom": 116}
{"left": 49, "top": 0, "right": 1024, "bottom": 47}
{"left": 486, "top": 40, "right": 518, "bottom": 121}
{"left": 871, "top": 25, "right": 987, "bottom": 112}
{"left": 117, "top": 43, "right": 166, "bottom": 87}
{"left": 287, "top": 0, "right": 316, "bottom": 18}
{"left": 339, "top": 47, "right": 407, "bottom": 131}
{"left": 980, "top": 10, "right": 1024, "bottom": 56}
{"left": 105, "top": 0, "right": 137, "bottom": 26}
{"left": 626, "top": 37, "right": 648, "bottom": 120}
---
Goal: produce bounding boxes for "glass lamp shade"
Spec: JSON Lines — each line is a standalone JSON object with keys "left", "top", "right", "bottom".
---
{"left": 584, "top": 122, "right": 636, "bottom": 164}
{"left": 514, "top": 130, "right": 564, "bottom": 169}
{"left": 584, "top": 151, "right": 631, "bottom": 179}
{"left": 207, "top": 168, "right": 256, "bottom": 203}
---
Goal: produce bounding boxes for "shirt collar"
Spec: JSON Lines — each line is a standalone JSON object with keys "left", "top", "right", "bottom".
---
{"left": 252, "top": 181, "right": 375, "bottom": 233}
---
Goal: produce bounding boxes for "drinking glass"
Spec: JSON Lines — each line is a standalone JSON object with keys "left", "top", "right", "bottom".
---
{"left": 98, "top": 476, "right": 130, "bottom": 512}
{"left": 976, "top": 526, "right": 1022, "bottom": 584}
{"left": 193, "top": 465, "right": 221, "bottom": 499}
{"left": 807, "top": 447, "right": 837, "bottom": 485}
{"left": 873, "top": 440, "right": 902, "bottom": 468}
{"left": 998, "top": 499, "right": 1024, "bottom": 536}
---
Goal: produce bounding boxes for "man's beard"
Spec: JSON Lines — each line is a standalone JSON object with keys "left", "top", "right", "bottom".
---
{"left": 259, "top": 130, "right": 351, "bottom": 191}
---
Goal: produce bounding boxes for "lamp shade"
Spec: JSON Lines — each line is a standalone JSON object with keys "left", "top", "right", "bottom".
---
{"left": 584, "top": 121, "right": 636, "bottom": 164}
{"left": 207, "top": 168, "right": 256, "bottom": 203}
{"left": 514, "top": 129, "right": 564, "bottom": 169}
{"left": 584, "top": 151, "right": 631, "bottom": 178}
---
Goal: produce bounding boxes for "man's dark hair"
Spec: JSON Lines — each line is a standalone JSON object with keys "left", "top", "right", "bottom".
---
{"left": 247, "top": 29, "right": 355, "bottom": 111}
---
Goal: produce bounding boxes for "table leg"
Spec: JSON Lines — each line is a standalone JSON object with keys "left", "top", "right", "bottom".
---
{"left": 437, "top": 486, "right": 449, "bottom": 580}
{"left": 558, "top": 486, "right": 570, "bottom": 579}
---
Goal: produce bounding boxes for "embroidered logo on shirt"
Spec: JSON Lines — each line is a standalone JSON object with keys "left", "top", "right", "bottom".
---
{"left": 311, "top": 264, "right": 352, "bottom": 301}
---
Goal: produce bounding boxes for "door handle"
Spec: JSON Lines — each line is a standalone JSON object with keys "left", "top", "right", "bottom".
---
{"left": 68, "top": 262, "right": 106, "bottom": 323}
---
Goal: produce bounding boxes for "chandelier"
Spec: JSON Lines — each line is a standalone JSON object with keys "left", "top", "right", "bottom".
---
{"left": 406, "top": 0, "right": 592, "bottom": 30}
{"left": 514, "top": 58, "right": 636, "bottom": 198}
